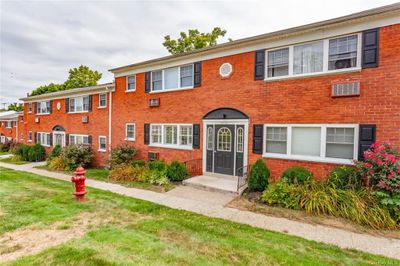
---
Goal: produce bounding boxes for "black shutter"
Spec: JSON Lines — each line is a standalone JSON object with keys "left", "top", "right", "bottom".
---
{"left": 254, "top": 50, "right": 265, "bottom": 80}
{"left": 88, "top": 95, "right": 93, "bottom": 112}
{"left": 192, "top": 124, "right": 200, "bottom": 149}
{"left": 65, "top": 134, "right": 69, "bottom": 145}
{"left": 358, "top": 124, "right": 376, "bottom": 161}
{"left": 145, "top": 72, "right": 151, "bottom": 93}
{"left": 65, "top": 98, "right": 69, "bottom": 113}
{"left": 33, "top": 102, "right": 37, "bottom": 114}
{"left": 362, "top": 28, "right": 379, "bottom": 68}
{"left": 144, "top": 124, "right": 150, "bottom": 144}
{"left": 193, "top": 62, "right": 202, "bottom": 87}
{"left": 252, "top": 124, "right": 263, "bottom": 154}
{"left": 88, "top": 135, "right": 92, "bottom": 145}
{"left": 34, "top": 132, "right": 38, "bottom": 144}
{"left": 49, "top": 133, "right": 53, "bottom": 146}
{"left": 49, "top": 100, "right": 53, "bottom": 114}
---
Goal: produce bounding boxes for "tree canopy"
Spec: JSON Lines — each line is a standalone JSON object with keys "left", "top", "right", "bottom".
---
{"left": 7, "top": 103, "right": 24, "bottom": 112}
{"left": 30, "top": 65, "right": 102, "bottom": 96}
{"left": 162, "top": 27, "right": 228, "bottom": 55}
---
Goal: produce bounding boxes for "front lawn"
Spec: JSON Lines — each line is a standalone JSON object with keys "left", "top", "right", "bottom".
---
{"left": 0, "top": 157, "right": 30, "bottom": 165}
{"left": 0, "top": 151, "right": 10, "bottom": 156}
{"left": 0, "top": 167, "right": 397, "bottom": 265}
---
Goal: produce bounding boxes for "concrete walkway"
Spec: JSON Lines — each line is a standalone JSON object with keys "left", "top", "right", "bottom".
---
{"left": 1, "top": 161, "right": 399, "bottom": 260}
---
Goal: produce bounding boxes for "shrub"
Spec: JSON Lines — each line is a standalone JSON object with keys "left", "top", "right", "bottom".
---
{"left": 166, "top": 161, "right": 189, "bottom": 181}
{"left": 49, "top": 145, "right": 62, "bottom": 160}
{"left": 373, "top": 191, "right": 400, "bottom": 222}
{"left": 248, "top": 159, "right": 270, "bottom": 192}
{"left": 281, "top": 167, "right": 313, "bottom": 184}
{"left": 11, "top": 155, "right": 22, "bottom": 162}
{"left": 131, "top": 160, "right": 146, "bottom": 168}
{"left": 9, "top": 142, "right": 21, "bottom": 155}
{"left": 0, "top": 141, "right": 11, "bottom": 152}
{"left": 62, "top": 145, "right": 94, "bottom": 171}
{"left": 16, "top": 144, "right": 31, "bottom": 161}
{"left": 261, "top": 182, "right": 301, "bottom": 210}
{"left": 109, "top": 166, "right": 141, "bottom": 181}
{"left": 327, "top": 166, "right": 361, "bottom": 190}
{"left": 147, "top": 170, "right": 170, "bottom": 186}
{"left": 109, "top": 145, "right": 137, "bottom": 168}
{"left": 48, "top": 156, "right": 66, "bottom": 171}
{"left": 148, "top": 160, "right": 167, "bottom": 172}
{"left": 27, "top": 144, "right": 46, "bottom": 162}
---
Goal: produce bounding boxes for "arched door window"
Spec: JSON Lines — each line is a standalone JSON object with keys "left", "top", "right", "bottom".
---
{"left": 217, "top": 127, "right": 231, "bottom": 151}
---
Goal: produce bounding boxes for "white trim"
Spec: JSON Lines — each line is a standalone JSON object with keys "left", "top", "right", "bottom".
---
{"left": 108, "top": 90, "right": 112, "bottom": 151}
{"left": 98, "top": 135, "right": 107, "bottom": 152}
{"left": 216, "top": 127, "right": 232, "bottom": 152}
{"left": 69, "top": 134, "right": 90, "bottom": 145}
{"left": 125, "top": 123, "right": 136, "bottom": 141}
{"left": 263, "top": 124, "right": 359, "bottom": 164}
{"left": 52, "top": 131, "right": 66, "bottom": 147}
{"left": 149, "top": 123, "right": 194, "bottom": 150}
{"left": 36, "top": 132, "right": 51, "bottom": 147}
{"left": 126, "top": 75, "right": 136, "bottom": 92}
{"left": 150, "top": 64, "right": 194, "bottom": 93}
{"left": 68, "top": 96, "right": 90, "bottom": 113}
{"left": 98, "top": 93, "right": 107, "bottom": 108}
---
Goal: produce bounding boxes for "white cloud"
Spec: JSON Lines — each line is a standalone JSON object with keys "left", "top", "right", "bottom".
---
{"left": 0, "top": 0, "right": 397, "bottom": 104}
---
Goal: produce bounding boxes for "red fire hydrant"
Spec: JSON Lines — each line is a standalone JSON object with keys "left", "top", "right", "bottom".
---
{"left": 71, "top": 166, "right": 87, "bottom": 202}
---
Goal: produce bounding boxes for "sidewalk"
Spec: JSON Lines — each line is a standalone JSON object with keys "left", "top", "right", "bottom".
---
{"left": 1, "top": 161, "right": 399, "bottom": 259}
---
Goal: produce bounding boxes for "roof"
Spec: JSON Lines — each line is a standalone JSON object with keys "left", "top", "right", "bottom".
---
{"left": 20, "top": 83, "right": 115, "bottom": 102}
{"left": 0, "top": 111, "right": 21, "bottom": 120}
{"left": 109, "top": 3, "right": 400, "bottom": 74}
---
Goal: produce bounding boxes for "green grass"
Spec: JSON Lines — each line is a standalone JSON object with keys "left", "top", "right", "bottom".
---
{"left": 1, "top": 167, "right": 398, "bottom": 265}
{"left": 0, "top": 157, "right": 30, "bottom": 165}
{"left": 0, "top": 151, "right": 10, "bottom": 156}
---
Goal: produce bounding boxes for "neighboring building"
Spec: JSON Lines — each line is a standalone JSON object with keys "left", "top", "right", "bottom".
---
{"left": 0, "top": 111, "right": 23, "bottom": 143}
{"left": 20, "top": 4, "right": 400, "bottom": 181}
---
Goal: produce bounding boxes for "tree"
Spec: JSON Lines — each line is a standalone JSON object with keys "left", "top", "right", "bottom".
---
{"left": 163, "top": 27, "right": 228, "bottom": 55}
{"left": 7, "top": 103, "right": 24, "bottom": 112}
{"left": 30, "top": 65, "right": 102, "bottom": 96}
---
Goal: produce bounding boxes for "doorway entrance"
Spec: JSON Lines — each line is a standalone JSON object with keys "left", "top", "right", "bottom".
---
{"left": 52, "top": 125, "right": 66, "bottom": 147}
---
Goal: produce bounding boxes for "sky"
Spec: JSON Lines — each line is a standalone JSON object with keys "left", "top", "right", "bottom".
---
{"left": 0, "top": 0, "right": 398, "bottom": 105}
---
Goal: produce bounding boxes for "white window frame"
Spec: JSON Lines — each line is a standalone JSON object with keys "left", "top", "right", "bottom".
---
{"left": 69, "top": 134, "right": 90, "bottom": 145}
{"left": 126, "top": 75, "right": 136, "bottom": 92}
{"left": 98, "top": 136, "right": 107, "bottom": 152}
{"left": 5, "top": 121, "right": 12, "bottom": 128}
{"left": 263, "top": 124, "right": 359, "bottom": 164}
{"left": 265, "top": 33, "right": 362, "bottom": 81}
{"left": 98, "top": 93, "right": 107, "bottom": 108}
{"left": 150, "top": 64, "right": 194, "bottom": 93}
{"left": 149, "top": 123, "right": 193, "bottom": 150}
{"left": 28, "top": 103, "right": 32, "bottom": 113}
{"left": 37, "top": 132, "right": 51, "bottom": 147}
{"left": 28, "top": 131, "right": 33, "bottom": 142}
{"left": 36, "top": 101, "right": 51, "bottom": 115}
{"left": 125, "top": 123, "right": 136, "bottom": 141}
{"left": 69, "top": 96, "right": 89, "bottom": 113}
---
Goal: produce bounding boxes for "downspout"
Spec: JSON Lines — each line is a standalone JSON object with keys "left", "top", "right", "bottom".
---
{"left": 108, "top": 87, "right": 112, "bottom": 152}
{"left": 15, "top": 119, "right": 18, "bottom": 143}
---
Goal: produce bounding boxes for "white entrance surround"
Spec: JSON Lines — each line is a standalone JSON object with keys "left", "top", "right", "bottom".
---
{"left": 52, "top": 131, "right": 65, "bottom": 147}
{"left": 202, "top": 119, "right": 249, "bottom": 177}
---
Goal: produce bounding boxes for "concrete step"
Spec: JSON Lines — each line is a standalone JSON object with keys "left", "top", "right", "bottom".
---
{"left": 182, "top": 175, "right": 238, "bottom": 195}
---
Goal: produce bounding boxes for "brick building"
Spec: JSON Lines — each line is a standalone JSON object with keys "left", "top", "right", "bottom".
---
{"left": 0, "top": 111, "right": 23, "bottom": 144}
{"left": 21, "top": 4, "right": 400, "bottom": 183}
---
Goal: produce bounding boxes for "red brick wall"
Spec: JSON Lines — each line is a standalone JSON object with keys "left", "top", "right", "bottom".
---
{"left": 23, "top": 94, "right": 110, "bottom": 165}
{"left": 0, "top": 120, "right": 17, "bottom": 142}
{"left": 111, "top": 24, "right": 400, "bottom": 179}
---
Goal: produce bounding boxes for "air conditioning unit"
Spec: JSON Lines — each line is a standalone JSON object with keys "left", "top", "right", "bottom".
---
{"left": 149, "top": 98, "right": 160, "bottom": 107}
{"left": 35, "top": 117, "right": 40, "bottom": 123}
{"left": 82, "top": 116, "right": 89, "bottom": 123}
{"left": 148, "top": 152, "right": 159, "bottom": 161}
{"left": 332, "top": 81, "right": 360, "bottom": 97}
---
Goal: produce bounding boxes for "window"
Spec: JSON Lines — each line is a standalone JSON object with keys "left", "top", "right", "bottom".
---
{"left": 179, "top": 125, "right": 192, "bottom": 146}
{"left": 37, "top": 101, "right": 51, "bottom": 114}
{"left": 266, "top": 127, "right": 287, "bottom": 154}
{"left": 28, "top": 131, "right": 33, "bottom": 142}
{"left": 207, "top": 127, "right": 213, "bottom": 150}
{"left": 28, "top": 103, "right": 32, "bottom": 113}
{"left": 5, "top": 121, "right": 12, "bottom": 128}
{"left": 326, "top": 128, "right": 355, "bottom": 159}
{"left": 217, "top": 127, "right": 231, "bottom": 151}
{"left": 329, "top": 35, "right": 358, "bottom": 70}
{"left": 151, "top": 125, "right": 162, "bottom": 144}
{"left": 237, "top": 128, "right": 244, "bottom": 153}
{"left": 69, "top": 134, "right": 89, "bottom": 145}
{"left": 125, "top": 123, "right": 135, "bottom": 141}
{"left": 151, "top": 65, "right": 194, "bottom": 92}
{"left": 126, "top": 75, "right": 136, "bottom": 91}
{"left": 264, "top": 124, "right": 358, "bottom": 163}
{"left": 267, "top": 48, "right": 289, "bottom": 77}
{"left": 294, "top": 41, "right": 323, "bottom": 75}
{"left": 99, "top": 93, "right": 107, "bottom": 108}
{"left": 150, "top": 124, "right": 193, "bottom": 149}
{"left": 37, "top": 132, "right": 51, "bottom": 146}
{"left": 99, "top": 136, "right": 107, "bottom": 151}
{"left": 69, "top": 96, "right": 89, "bottom": 112}
{"left": 20, "top": 133, "right": 24, "bottom": 140}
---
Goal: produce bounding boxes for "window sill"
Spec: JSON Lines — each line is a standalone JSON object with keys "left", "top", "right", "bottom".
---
{"left": 68, "top": 111, "right": 89, "bottom": 114}
{"left": 149, "top": 86, "right": 194, "bottom": 94}
{"left": 28, "top": 140, "right": 32, "bottom": 143}
{"left": 125, "top": 138, "right": 135, "bottom": 141}
{"left": 262, "top": 152, "right": 354, "bottom": 165}
{"left": 98, "top": 149, "right": 107, "bottom": 153}
{"left": 36, "top": 113, "right": 50, "bottom": 116}
{"left": 264, "top": 67, "right": 361, "bottom": 82}
{"left": 125, "top": 90, "right": 136, "bottom": 93}
{"left": 149, "top": 143, "right": 193, "bottom": 151}
{"left": 98, "top": 106, "right": 107, "bottom": 109}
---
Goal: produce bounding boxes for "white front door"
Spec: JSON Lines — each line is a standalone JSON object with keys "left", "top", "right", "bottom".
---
{"left": 53, "top": 132, "right": 65, "bottom": 147}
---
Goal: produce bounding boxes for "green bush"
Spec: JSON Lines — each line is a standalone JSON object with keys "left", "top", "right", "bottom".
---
{"left": 281, "top": 167, "right": 313, "bottom": 184}
{"left": 327, "top": 166, "right": 361, "bottom": 190}
{"left": 147, "top": 170, "right": 170, "bottom": 186}
{"left": 261, "top": 182, "right": 301, "bottom": 210}
{"left": 62, "top": 145, "right": 94, "bottom": 171}
{"left": 109, "top": 144, "right": 137, "bottom": 168}
{"left": 131, "top": 160, "right": 146, "bottom": 168}
{"left": 16, "top": 144, "right": 31, "bottom": 161}
{"left": 0, "top": 141, "right": 11, "bottom": 152}
{"left": 9, "top": 142, "right": 21, "bottom": 155}
{"left": 166, "top": 161, "right": 189, "bottom": 181}
{"left": 148, "top": 160, "right": 167, "bottom": 172}
{"left": 27, "top": 144, "right": 46, "bottom": 162}
{"left": 48, "top": 156, "right": 66, "bottom": 171}
{"left": 248, "top": 159, "right": 270, "bottom": 192}
{"left": 49, "top": 145, "right": 62, "bottom": 160}
{"left": 109, "top": 165, "right": 144, "bottom": 182}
